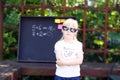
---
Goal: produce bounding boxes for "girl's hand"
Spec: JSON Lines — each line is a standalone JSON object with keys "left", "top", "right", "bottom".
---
{"left": 56, "top": 60, "right": 64, "bottom": 66}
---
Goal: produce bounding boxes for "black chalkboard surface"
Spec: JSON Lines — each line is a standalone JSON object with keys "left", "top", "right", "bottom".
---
{"left": 18, "top": 16, "right": 75, "bottom": 62}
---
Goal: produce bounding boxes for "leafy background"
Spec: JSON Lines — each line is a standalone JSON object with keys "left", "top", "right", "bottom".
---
{"left": 2, "top": 0, "right": 120, "bottom": 80}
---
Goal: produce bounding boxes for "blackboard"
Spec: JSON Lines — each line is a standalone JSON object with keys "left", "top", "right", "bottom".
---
{"left": 18, "top": 16, "right": 75, "bottom": 62}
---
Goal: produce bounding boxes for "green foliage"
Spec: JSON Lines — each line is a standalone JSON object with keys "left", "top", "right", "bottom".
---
{"left": 66, "top": 0, "right": 84, "bottom": 7}
{"left": 86, "top": 11, "right": 105, "bottom": 28}
{"left": 107, "top": 32, "right": 120, "bottom": 54}
{"left": 108, "top": 11, "right": 120, "bottom": 28}
{"left": 108, "top": 0, "right": 120, "bottom": 7}
{"left": 24, "top": 9, "right": 43, "bottom": 16}
{"left": 84, "top": 52, "right": 104, "bottom": 62}
{"left": 3, "top": 7, "right": 19, "bottom": 60}
{"left": 46, "top": 0, "right": 63, "bottom": 7}
{"left": 24, "top": 0, "right": 42, "bottom": 6}
{"left": 106, "top": 53, "right": 120, "bottom": 63}
{"left": 5, "top": 0, "right": 21, "bottom": 6}
{"left": 3, "top": 29, "right": 18, "bottom": 60}
{"left": 86, "top": 31, "right": 104, "bottom": 49}
{"left": 3, "top": 8, "right": 20, "bottom": 26}
{"left": 87, "top": 0, "right": 106, "bottom": 7}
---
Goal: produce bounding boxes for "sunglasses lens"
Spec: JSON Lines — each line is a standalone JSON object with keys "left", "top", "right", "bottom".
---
{"left": 70, "top": 28, "right": 77, "bottom": 32}
{"left": 62, "top": 26, "right": 69, "bottom": 31}
{"left": 62, "top": 26, "right": 77, "bottom": 33}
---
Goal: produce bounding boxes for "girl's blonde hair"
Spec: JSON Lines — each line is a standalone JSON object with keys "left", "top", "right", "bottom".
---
{"left": 60, "top": 18, "right": 79, "bottom": 41}
{"left": 63, "top": 18, "right": 78, "bottom": 29}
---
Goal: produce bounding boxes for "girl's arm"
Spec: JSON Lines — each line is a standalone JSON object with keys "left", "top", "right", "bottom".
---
{"left": 56, "top": 52, "right": 84, "bottom": 66}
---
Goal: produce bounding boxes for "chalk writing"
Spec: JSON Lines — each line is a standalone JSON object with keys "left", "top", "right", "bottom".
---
{"left": 32, "top": 24, "right": 56, "bottom": 37}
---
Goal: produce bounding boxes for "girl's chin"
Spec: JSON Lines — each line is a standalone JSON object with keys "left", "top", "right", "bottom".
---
{"left": 65, "top": 36, "right": 73, "bottom": 39}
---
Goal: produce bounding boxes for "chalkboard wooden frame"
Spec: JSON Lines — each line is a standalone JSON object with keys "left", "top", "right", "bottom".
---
{"left": 17, "top": 16, "right": 76, "bottom": 63}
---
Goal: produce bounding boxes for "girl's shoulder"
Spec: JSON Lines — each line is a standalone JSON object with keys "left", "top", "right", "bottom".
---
{"left": 76, "top": 40, "right": 83, "bottom": 45}
{"left": 55, "top": 40, "right": 64, "bottom": 46}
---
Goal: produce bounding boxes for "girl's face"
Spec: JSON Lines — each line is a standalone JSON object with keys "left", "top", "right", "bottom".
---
{"left": 62, "top": 25, "right": 78, "bottom": 40}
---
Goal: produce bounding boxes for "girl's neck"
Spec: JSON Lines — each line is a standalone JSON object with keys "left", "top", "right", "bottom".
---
{"left": 63, "top": 38, "right": 75, "bottom": 43}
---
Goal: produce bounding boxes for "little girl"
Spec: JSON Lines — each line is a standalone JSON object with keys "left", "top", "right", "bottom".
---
{"left": 54, "top": 18, "right": 84, "bottom": 80}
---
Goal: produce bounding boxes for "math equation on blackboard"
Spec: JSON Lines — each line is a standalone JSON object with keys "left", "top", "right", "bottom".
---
{"left": 32, "top": 24, "right": 56, "bottom": 37}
